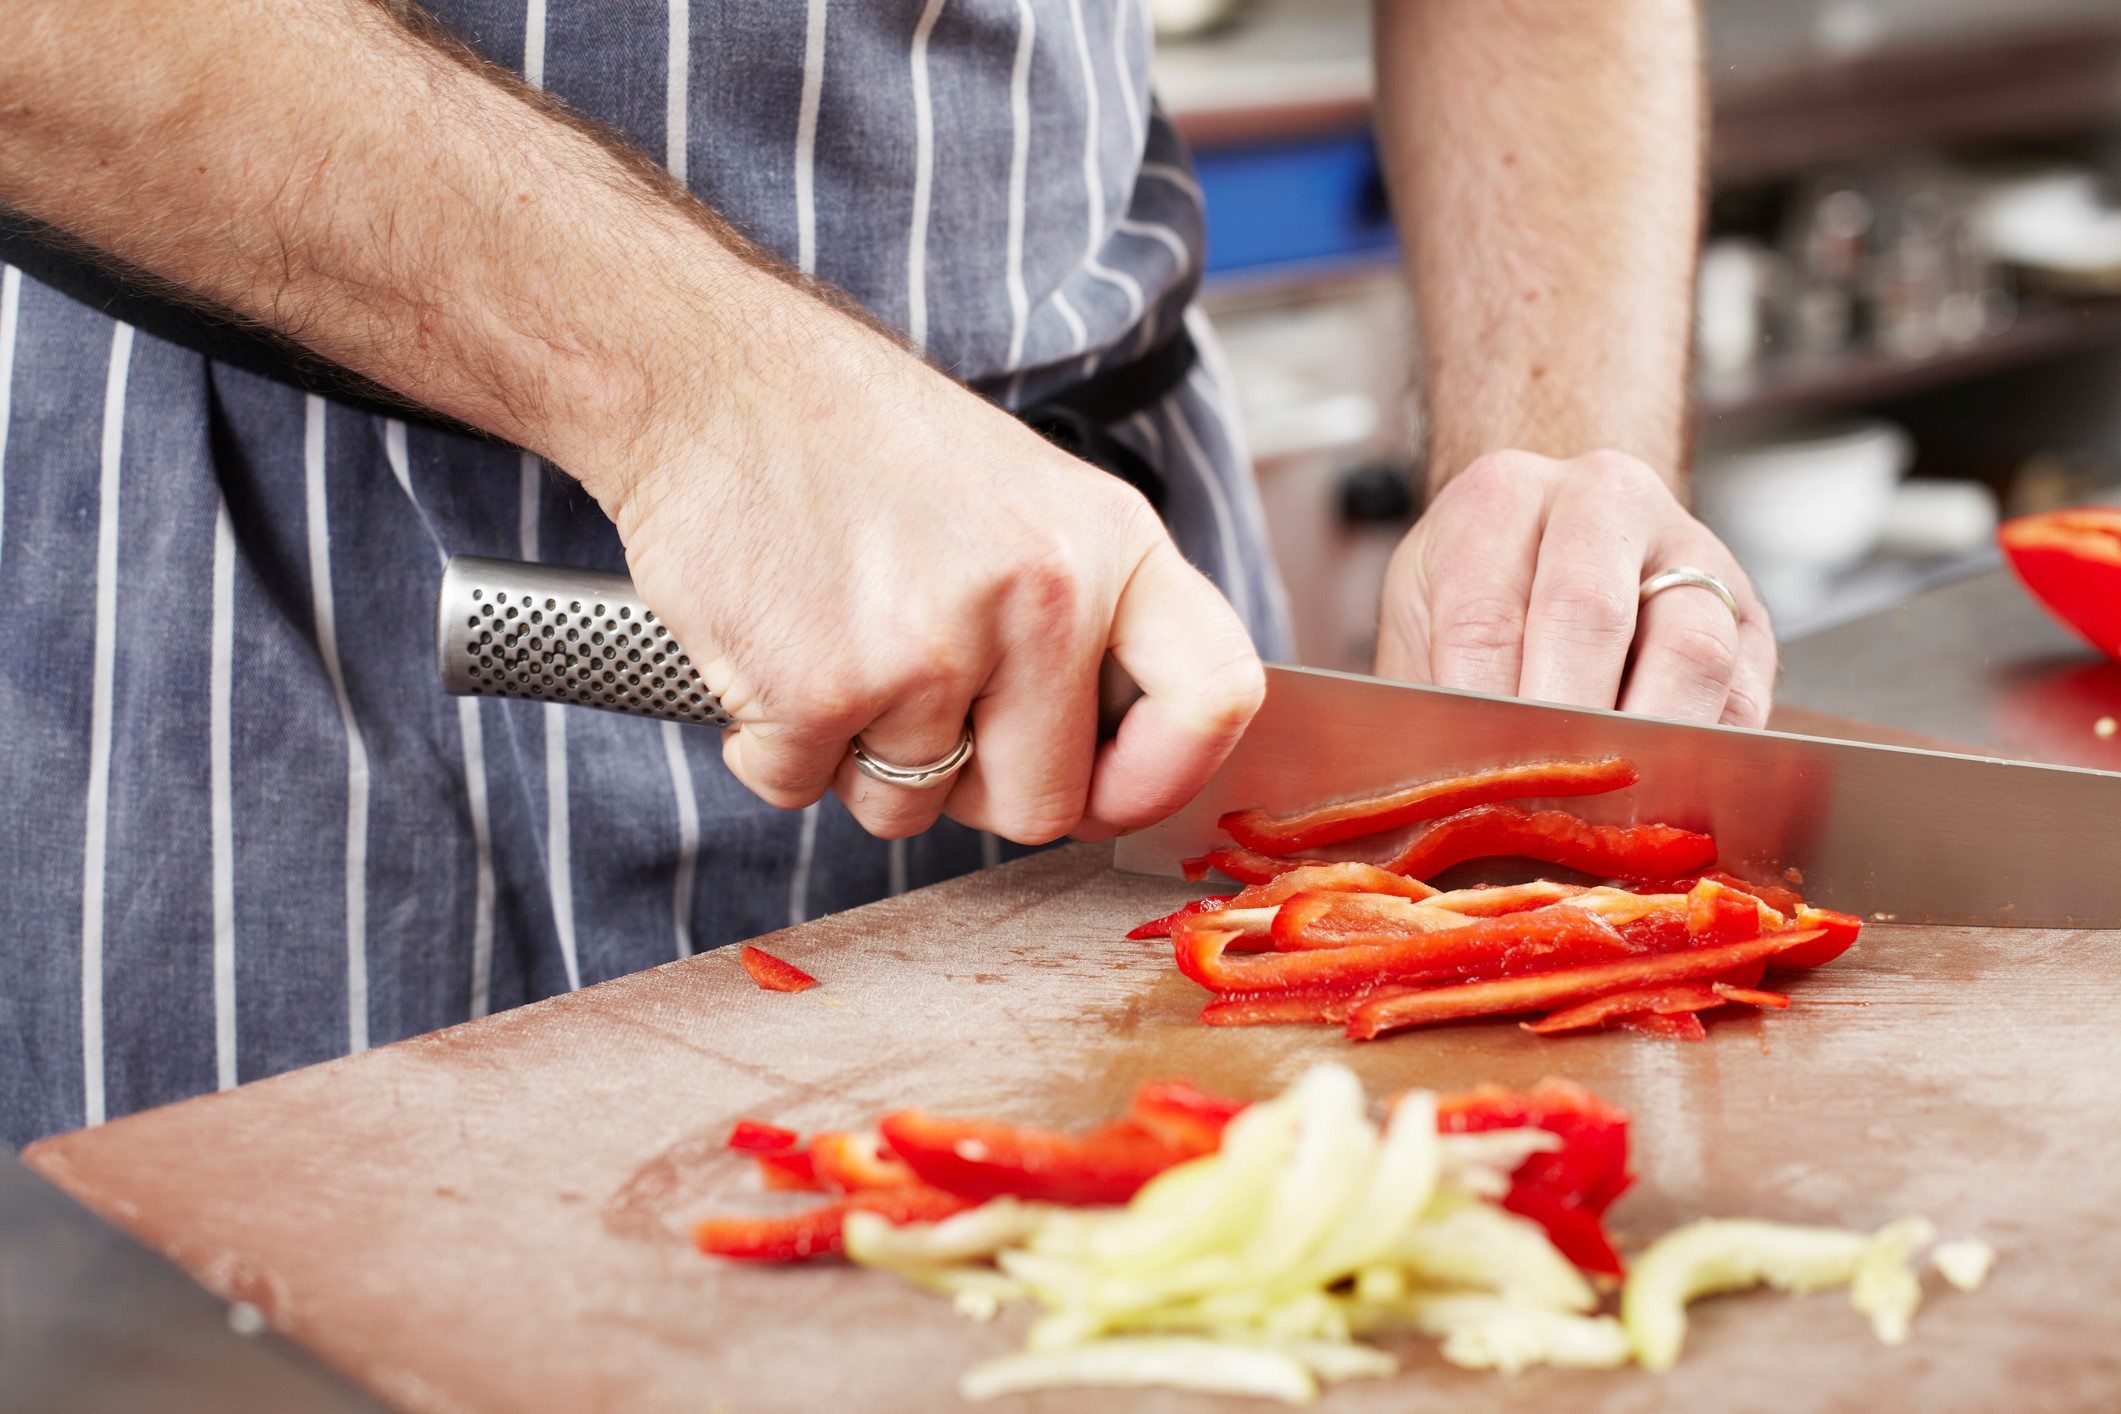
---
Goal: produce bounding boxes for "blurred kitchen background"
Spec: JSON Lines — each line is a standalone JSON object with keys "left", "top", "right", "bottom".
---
{"left": 1158, "top": 0, "right": 2121, "bottom": 669}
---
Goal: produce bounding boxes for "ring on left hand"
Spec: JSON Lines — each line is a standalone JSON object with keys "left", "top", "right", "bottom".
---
{"left": 850, "top": 727, "right": 976, "bottom": 790}
{"left": 1640, "top": 567, "right": 1740, "bottom": 624}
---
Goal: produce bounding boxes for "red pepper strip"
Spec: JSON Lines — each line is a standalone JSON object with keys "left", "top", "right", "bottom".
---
{"left": 1127, "top": 1080, "right": 1250, "bottom": 1151}
{"left": 1379, "top": 804, "right": 1717, "bottom": 883}
{"left": 2000, "top": 506, "right": 2121, "bottom": 660}
{"left": 1218, "top": 757, "right": 1641, "bottom": 855}
{"left": 1232, "top": 862, "right": 1440, "bottom": 908}
{"left": 754, "top": 1148, "right": 826, "bottom": 1192}
{"left": 1269, "top": 891, "right": 1471, "bottom": 952}
{"left": 1712, "top": 983, "right": 1790, "bottom": 1008}
{"left": 1714, "top": 957, "right": 1769, "bottom": 990}
{"left": 1126, "top": 895, "right": 1236, "bottom": 940}
{"left": 739, "top": 944, "right": 818, "bottom": 993}
{"left": 1183, "top": 845, "right": 1321, "bottom": 885}
{"left": 693, "top": 1184, "right": 972, "bottom": 1263}
{"left": 1421, "top": 881, "right": 1588, "bottom": 917}
{"left": 810, "top": 1131, "right": 918, "bottom": 1192}
{"left": 1176, "top": 908, "right": 1633, "bottom": 996}
{"left": 877, "top": 1111, "right": 1200, "bottom": 1206}
{"left": 1344, "top": 930, "right": 1823, "bottom": 1040}
{"left": 1436, "top": 1078, "right": 1632, "bottom": 1275}
{"left": 1198, "top": 985, "right": 1378, "bottom": 1027}
{"left": 1522, "top": 983, "right": 1726, "bottom": 1035}
{"left": 1617, "top": 1010, "right": 1708, "bottom": 1042}
{"left": 1699, "top": 869, "right": 1803, "bottom": 919}
{"left": 1773, "top": 906, "right": 1862, "bottom": 969}
{"left": 727, "top": 1118, "right": 802, "bottom": 1155}
{"left": 1686, "top": 878, "right": 1768, "bottom": 943}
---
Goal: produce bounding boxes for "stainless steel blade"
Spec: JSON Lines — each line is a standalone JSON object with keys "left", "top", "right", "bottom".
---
{"left": 1114, "top": 664, "right": 2121, "bottom": 927}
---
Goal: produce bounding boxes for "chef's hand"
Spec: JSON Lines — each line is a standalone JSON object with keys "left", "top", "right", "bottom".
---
{"left": 1374, "top": 450, "right": 1775, "bottom": 726}
{"left": 600, "top": 296, "right": 1263, "bottom": 846}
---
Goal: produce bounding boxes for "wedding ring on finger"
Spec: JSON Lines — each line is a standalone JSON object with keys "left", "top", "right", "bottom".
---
{"left": 850, "top": 726, "right": 976, "bottom": 790}
{"left": 1639, "top": 567, "right": 1741, "bottom": 625}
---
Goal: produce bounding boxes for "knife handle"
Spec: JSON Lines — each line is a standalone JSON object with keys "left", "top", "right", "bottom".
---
{"left": 434, "top": 555, "right": 734, "bottom": 728}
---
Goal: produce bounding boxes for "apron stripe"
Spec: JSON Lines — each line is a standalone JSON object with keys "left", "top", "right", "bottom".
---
{"left": 79, "top": 320, "right": 135, "bottom": 1127}
{"left": 906, "top": 0, "right": 949, "bottom": 353}
{"left": 665, "top": 0, "right": 689, "bottom": 183}
{"left": 524, "top": 0, "right": 547, "bottom": 90}
{"left": 304, "top": 395, "right": 372, "bottom": 1055}
{"left": 662, "top": 721, "right": 700, "bottom": 958}
{"left": 209, "top": 496, "right": 238, "bottom": 1088}
{"left": 795, "top": 0, "right": 829, "bottom": 276}
{"left": 0, "top": 265, "right": 18, "bottom": 568}
{"left": 1003, "top": 0, "right": 1037, "bottom": 372}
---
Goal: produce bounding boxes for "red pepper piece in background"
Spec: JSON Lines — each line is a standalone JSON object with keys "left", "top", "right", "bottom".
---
{"left": 754, "top": 1148, "right": 825, "bottom": 1192}
{"left": 739, "top": 945, "right": 818, "bottom": 993}
{"left": 1379, "top": 804, "right": 1717, "bottom": 882}
{"left": 1686, "top": 878, "right": 1768, "bottom": 943}
{"left": 1198, "top": 985, "right": 1378, "bottom": 1027}
{"left": 1773, "top": 906, "right": 1863, "bottom": 969}
{"left": 727, "top": 1118, "right": 802, "bottom": 1155}
{"left": 1344, "top": 930, "right": 1822, "bottom": 1040}
{"left": 877, "top": 1111, "right": 1195, "bottom": 1206}
{"left": 1504, "top": 1188, "right": 1628, "bottom": 1276}
{"left": 1183, "top": 845, "right": 1326, "bottom": 885}
{"left": 1126, "top": 895, "right": 1236, "bottom": 940}
{"left": 1217, "top": 757, "right": 1641, "bottom": 854}
{"left": 1522, "top": 983, "right": 1726, "bottom": 1035}
{"left": 1616, "top": 1011, "right": 1709, "bottom": 1042}
{"left": 1175, "top": 907, "right": 1633, "bottom": 996}
{"left": 1712, "top": 983, "right": 1791, "bottom": 1008}
{"left": 693, "top": 1184, "right": 973, "bottom": 1263}
{"left": 1127, "top": 1080, "right": 1249, "bottom": 1151}
{"left": 1697, "top": 869, "right": 1803, "bottom": 919}
{"left": 2000, "top": 506, "right": 2121, "bottom": 661}
{"left": 1269, "top": 891, "right": 1468, "bottom": 951}
{"left": 810, "top": 1131, "right": 918, "bottom": 1192}
{"left": 1422, "top": 881, "right": 1588, "bottom": 917}
{"left": 1231, "top": 862, "right": 1440, "bottom": 909}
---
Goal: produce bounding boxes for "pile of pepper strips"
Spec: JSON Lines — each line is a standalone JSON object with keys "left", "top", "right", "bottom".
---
{"left": 1130, "top": 756, "right": 1861, "bottom": 1042}
{"left": 701, "top": 1076, "right": 1633, "bottom": 1277}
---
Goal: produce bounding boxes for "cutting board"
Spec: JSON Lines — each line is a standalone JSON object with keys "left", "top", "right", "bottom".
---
{"left": 24, "top": 708, "right": 2121, "bottom": 1414}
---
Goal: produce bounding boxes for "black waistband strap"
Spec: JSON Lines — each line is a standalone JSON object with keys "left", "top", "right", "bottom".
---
{"left": 2, "top": 209, "right": 1196, "bottom": 508}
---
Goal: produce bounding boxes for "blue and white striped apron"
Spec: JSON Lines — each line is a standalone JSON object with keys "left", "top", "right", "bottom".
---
{"left": 0, "top": 0, "right": 1291, "bottom": 1147}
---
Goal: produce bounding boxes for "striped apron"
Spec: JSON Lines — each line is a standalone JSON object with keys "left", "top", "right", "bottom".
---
{"left": 0, "top": 0, "right": 1291, "bottom": 1147}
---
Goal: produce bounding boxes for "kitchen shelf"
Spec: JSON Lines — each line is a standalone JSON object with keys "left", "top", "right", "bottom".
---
{"left": 1695, "top": 297, "right": 2121, "bottom": 427}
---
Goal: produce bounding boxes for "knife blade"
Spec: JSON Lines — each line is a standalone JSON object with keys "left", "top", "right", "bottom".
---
{"left": 1114, "top": 663, "right": 2121, "bottom": 928}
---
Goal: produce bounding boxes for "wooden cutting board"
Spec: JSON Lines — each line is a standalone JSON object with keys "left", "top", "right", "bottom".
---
{"left": 25, "top": 708, "right": 2121, "bottom": 1414}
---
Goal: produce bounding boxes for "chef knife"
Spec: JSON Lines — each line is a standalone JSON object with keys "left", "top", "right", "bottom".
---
{"left": 1115, "top": 663, "right": 2121, "bottom": 928}
{"left": 437, "top": 558, "right": 2121, "bottom": 928}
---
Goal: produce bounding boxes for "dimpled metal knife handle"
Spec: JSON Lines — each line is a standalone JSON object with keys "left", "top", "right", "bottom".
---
{"left": 435, "top": 555, "right": 733, "bottom": 727}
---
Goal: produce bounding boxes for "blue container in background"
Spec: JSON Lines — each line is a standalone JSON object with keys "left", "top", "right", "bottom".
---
{"left": 1192, "top": 131, "right": 1400, "bottom": 279}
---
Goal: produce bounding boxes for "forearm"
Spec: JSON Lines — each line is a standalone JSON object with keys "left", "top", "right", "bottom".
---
{"left": 0, "top": 0, "right": 862, "bottom": 506}
{"left": 1375, "top": 0, "right": 1702, "bottom": 492}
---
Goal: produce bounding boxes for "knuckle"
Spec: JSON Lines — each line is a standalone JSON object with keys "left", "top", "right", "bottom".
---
{"left": 1537, "top": 573, "right": 1635, "bottom": 643}
{"left": 1661, "top": 620, "right": 1739, "bottom": 683}
{"left": 1432, "top": 596, "right": 1527, "bottom": 661}
{"left": 1194, "top": 649, "right": 1267, "bottom": 733}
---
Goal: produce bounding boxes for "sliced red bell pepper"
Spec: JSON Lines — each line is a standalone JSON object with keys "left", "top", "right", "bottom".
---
{"left": 1217, "top": 757, "right": 1641, "bottom": 854}
{"left": 1232, "top": 862, "right": 1440, "bottom": 908}
{"left": 2000, "top": 506, "right": 2121, "bottom": 661}
{"left": 1125, "top": 895, "right": 1237, "bottom": 940}
{"left": 1198, "top": 985, "right": 1378, "bottom": 1027}
{"left": 693, "top": 1183, "right": 972, "bottom": 1263}
{"left": 1691, "top": 869, "right": 1803, "bottom": 919}
{"left": 739, "top": 944, "right": 818, "bottom": 993}
{"left": 1126, "top": 1080, "right": 1249, "bottom": 1151}
{"left": 755, "top": 1148, "right": 826, "bottom": 1192}
{"left": 1522, "top": 983, "right": 1727, "bottom": 1034}
{"left": 810, "top": 1130, "right": 918, "bottom": 1192}
{"left": 727, "top": 1118, "right": 802, "bottom": 1155}
{"left": 1379, "top": 804, "right": 1717, "bottom": 882}
{"left": 1616, "top": 1010, "right": 1708, "bottom": 1042}
{"left": 1773, "top": 906, "right": 1862, "bottom": 969}
{"left": 1435, "top": 1078, "right": 1632, "bottom": 1276}
{"left": 1421, "top": 880, "right": 1588, "bottom": 917}
{"left": 1686, "top": 877, "right": 1768, "bottom": 943}
{"left": 1714, "top": 957, "right": 1769, "bottom": 990}
{"left": 1175, "top": 907, "right": 1632, "bottom": 996}
{"left": 877, "top": 1110, "right": 1194, "bottom": 1206}
{"left": 1344, "top": 929, "right": 1823, "bottom": 1040}
{"left": 1711, "top": 983, "right": 1790, "bottom": 1008}
{"left": 1182, "top": 845, "right": 1318, "bottom": 885}
{"left": 1268, "top": 891, "right": 1469, "bottom": 951}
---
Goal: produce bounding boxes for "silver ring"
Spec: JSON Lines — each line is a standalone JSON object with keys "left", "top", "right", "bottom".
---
{"left": 1640, "top": 567, "right": 1740, "bottom": 624}
{"left": 851, "top": 726, "right": 975, "bottom": 790}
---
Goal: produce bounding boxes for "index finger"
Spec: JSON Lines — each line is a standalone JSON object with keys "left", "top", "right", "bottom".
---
{"left": 1077, "top": 539, "right": 1264, "bottom": 837}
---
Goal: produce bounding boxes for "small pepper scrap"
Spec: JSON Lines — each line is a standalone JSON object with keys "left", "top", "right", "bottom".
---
{"left": 739, "top": 944, "right": 818, "bottom": 993}
{"left": 1139, "top": 756, "right": 1863, "bottom": 1044}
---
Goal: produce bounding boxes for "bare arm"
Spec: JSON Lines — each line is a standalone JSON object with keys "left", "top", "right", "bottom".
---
{"left": 1370, "top": 0, "right": 1775, "bottom": 726}
{"left": 0, "top": 0, "right": 1264, "bottom": 841}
